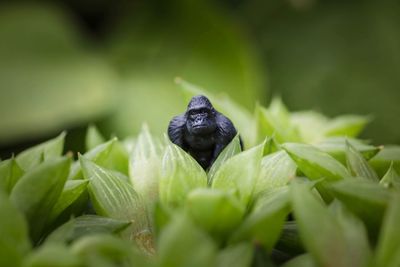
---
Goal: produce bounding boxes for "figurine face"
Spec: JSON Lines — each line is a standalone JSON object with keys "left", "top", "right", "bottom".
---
{"left": 186, "top": 103, "right": 216, "bottom": 135}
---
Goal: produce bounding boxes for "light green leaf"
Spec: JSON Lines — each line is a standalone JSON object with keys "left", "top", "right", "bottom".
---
{"left": 217, "top": 243, "right": 253, "bottom": 267}
{"left": 282, "top": 143, "right": 350, "bottom": 181}
{"left": 380, "top": 162, "right": 400, "bottom": 189}
{"left": 212, "top": 143, "right": 263, "bottom": 206}
{"left": 47, "top": 180, "right": 89, "bottom": 225}
{"left": 255, "top": 150, "right": 296, "bottom": 195}
{"left": 323, "top": 115, "right": 370, "bottom": 138}
{"left": 330, "top": 179, "right": 390, "bottom": 240}
{"left": 158, "top": 213, "right": 217, "bottom": 267}
{"left": 85, "top": 124, "right": 105, "bottom": 151}
{"left": 291, "top": 183, "right": 370, "bottom": 267}
{"left": 186, "top": 188, "right": 245, "bottom": 239}
{"left": 370, "top": 145, "right": 400, "bottom": 177}
{"left": 11, "top": 157, "right": 70, "bottom": 242}
{"left": 255, "top": 101, "right": 300, "bottom": 144}
{"left": 0, "top": 191, "right": 31, "bottom": 267}
{"left": 71, "top": 234, "right": 150, "bottom": 267}
{"left": 177, "top": 78, "right": 255, "bottom": 146}
{"left": 129, "top": 125, "right": 163, "bottom": 207}
{"left": 282, "top": 254, "right": 316, "bottom": 267}
{"left": 374, "top": 194, "right": 400, "bottom": 267}
{"left": 346, "top": 140, "right": 379, "bottom": 181}
{"left": 0, "top": 158, "right": 24, "bottom": 194}
{"left": 16, "top": 132, "right": 65, "bottom": 172}
{"left": 160, "top": 143, "right": 207, "bottom": 208}
{"left": 22, "top": 244, "right": 81, "bottom": 267}
{"left": 208, "top": 135, "right": 242, "bottom": 185}
{"left": 79, "top": 156, "right": 152, "bottom": 251}
{"left": 69, "top": 138, "right": 129, "bottom": 179}
{"left": 230, "top": 187, "right": 290, "bottom": 251}
{"left": 45, "top": 215, "right": 131, "bottom": 244}
{"left": 290, "top": 111, "right": 328, "bottom": 143}
{"left": 315, "top": 137, "right": 380, "bottom": 165}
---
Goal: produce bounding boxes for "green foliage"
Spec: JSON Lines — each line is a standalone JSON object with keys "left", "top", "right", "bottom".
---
{"left": 0, "top": 89, "right": 398, "bottom": 266}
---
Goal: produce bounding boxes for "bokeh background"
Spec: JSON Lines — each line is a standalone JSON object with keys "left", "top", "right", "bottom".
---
{"left": 1, "top": 0, "right": 399, "bottom": 157}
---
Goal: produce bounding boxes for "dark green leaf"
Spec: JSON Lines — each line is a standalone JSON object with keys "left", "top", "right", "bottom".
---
{"left": 217, "top": 243, "right": 253, "bottom": 267}
{"left": 208, "top": 135, "right": 242, "bottom": 185}
{"left": 45, "top": 215, "right": 131, "bottom": 244}
{"left": 0, "top": 157, "right": 24, "bottom": 194}
{"left": 282, "top": 143, "right": 350, "bottom": 181}
{"left": 16, "top": 132, "right": 65, "bottom": 172}
{"left": 160, "top": 143, "right": 207, "bottom": 208}
{"left": 329, "top": 179, "right": 390, "bottom": 241}
{"left": 158, "top": 213, "right": 217, "bottom": 267}
{"left": 11, "top": 157, "right": 71, "bottom": 242}
{"left": 0, "top": 191, "right": 31, "bottom": 267}
{"left": 373, "top": 194, "right": 400, "bottom": 267}
{"left": 47, "top": 180, "right": 89, "bottom": 225}
{"left": 346, "top": 140, "right": 378, "bottom": 181}
{"left": 291, "top": 183, "right": 371, "bottom": 267}
{"left": 22, "top": 244, "right": 81, "bottom": 267}
{"left": 230, "top": 187, "right": 290, "bottom": 251}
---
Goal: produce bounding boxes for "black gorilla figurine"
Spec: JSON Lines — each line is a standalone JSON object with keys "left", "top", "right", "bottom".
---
{"left": 168, "top": 95, "right": 242, "bottom": 170}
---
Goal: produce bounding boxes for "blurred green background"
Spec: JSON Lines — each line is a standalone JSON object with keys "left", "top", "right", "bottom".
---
{"left": 0, "top": 0, "right": 399, "bottom": 157}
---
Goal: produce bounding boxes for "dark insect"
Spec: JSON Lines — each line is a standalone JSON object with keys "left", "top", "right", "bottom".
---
{"left": 168, "top": 95, "right": 242, "bottom": 170}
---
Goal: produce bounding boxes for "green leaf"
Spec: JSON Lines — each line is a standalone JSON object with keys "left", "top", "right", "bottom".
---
{"left": 380, "top": 162, "right": 400, "bottom": 189}
{"left": 45, "top": 215, "right": 131, "bottom": 244}
{"left": 315, "top": 137, "right": 380, "bottom": 165}
{"left": 69, "top": 138, "right": 129, "bottom": 179}
{"left": 346, "top": 140, "right": 379, "bottom": 181}
{"left": 0, "top": 191, "right": 31, "bottom": 267}
{"left": 323, "top": 115, "right": 370, "bottom": 138}
{"left": 186, "top": 188, "right": 245, "bottom": 239}
{"left": 329, "top": 179, "right": 391, "bottom": 241}
{"left": 281, "top": 254, "right": 316, "bottom": 267}
{"left": 255, "top": 150, "right": 296, "bottom": 195}
{"left": 370, "top": 145, "right": 400, "bottom": 177}
{"left": 16, "top": 132, "right": 65, "bottom": 172}
{"left": 85, "top": 124, "right": 105, "bottom": 151}
{"left": 0, "top": 157, "right": 24, "bottom": 194}
{"left": 374, "top": 194, "right": 400, "bottom": 267}
{"left": 22, "top": 244, "right": 81, "bottom": 267}
{"left": 212, "top": 143, "right": 263, "bottom": 206}
{"left": 129, "top": 125, "right": 163, "bottom": 207}
{"left": 47, "top": 180, "right": 89, "bottom": 225}
{"left": 275, "top": 221, "right": 304, "bottom": 257}
{"left": 217, "top": 243, "right": 253, "bottom": 267}
{"left": 71, "top": 234, "right": 150, "bottom": 267}
{"left": 290, "top": 111, "right": 328, "bottom": 143}
{"left": 160, "top": 143, "right": 207, "bottom": 208}
{"left": 11, "top": 157, "right": 71, "bottom": 242}
{"left": 282, "top": 143, "right": 350, "bottom": 181}
{"left": 291, "top": 183, "right": 371, "bottom": 267}
{"left": 158, "top": 213, "right": 217, "bottom": 267}
{"left": 230, "top": 187, "right": 290, "bottom": 251}
{"left": 255, "top": 100, "right": 300, "bottom": 144}
{"left": 80, "top": 156, "right": 152, "bottom": 250}
{"left": 177, "top": 78, "right": 255, "bottom": 146}
{"left": 208, "top": 135, "right": 242, "bottom": 185}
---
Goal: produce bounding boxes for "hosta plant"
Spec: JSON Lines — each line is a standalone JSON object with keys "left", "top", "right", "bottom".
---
{"left": 1, "top": 81, "right": 400, "bottom": 267}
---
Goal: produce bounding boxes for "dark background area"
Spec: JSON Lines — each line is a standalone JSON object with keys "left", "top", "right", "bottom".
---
{"left": 1, "top": 0, "right": 399, "bottom": 158}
